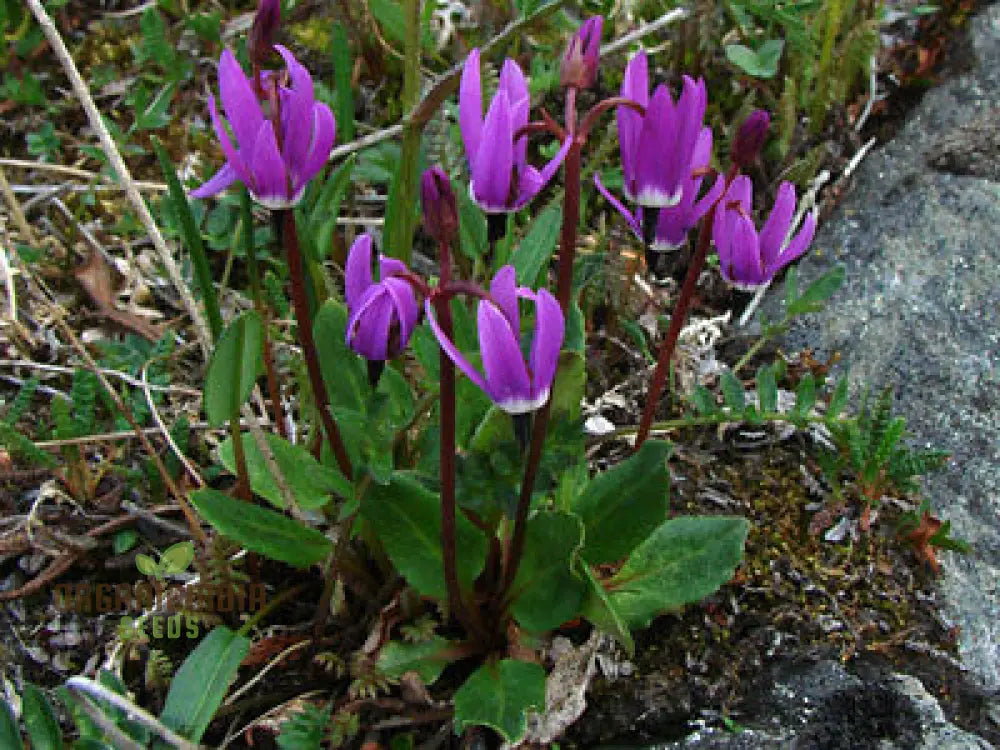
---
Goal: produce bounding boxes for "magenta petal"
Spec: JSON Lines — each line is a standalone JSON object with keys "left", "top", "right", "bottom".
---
{"left": 618, "top": 51, "right": 648, "bottom": 194}
{"left": 635, "top": 86, "right": 681, "bottom": 207}
{"left": 190, "top": 162, "right": 239, "bottom": 199}
{"left": 425, "top": 299, "right": 487, "bottom": 392}
{"left": 274, "top": 46, "right": 315, "bottom": 170}
{"left": 691, "top": 173, "right": 726, "bottom": 224}
{"left": 383, "top": 278, "right": 418, "bottom": 348}
{"left": 726, "top": 175, "right": 754, "bottom": 212}
{"left": 594, "top": 174, "right": 640, "bottom": 237}
{"left": 345, "top": 234, "right": 373, "bottom": 311}
{"left": 294, "top": 102, "right": 336, "bottom": 194}
{"left": 472, "top": 92, "right": 514, "bottom": 211}
{"left": 758, "top": 182, "right": 796, "bottom": 269}
{"left": 218, "top": 49, "right": 264, "bottom": 154}
{"left": 250, "top": 121, "right": 290, "bottom": 207}
{"left": 489, "top": 265, "right": 520, "bottom": 330}
{"left": 771, "top": 211, "right": 816, "bottom": 273}
{"left": 459, "top": 49, "right": 483, "bottom": 166}
{"left": 674, "top": 77, "right": 707, "bottom": 179}
{"left": 379, "top": 256, "right": 408, "bottom": 278}
{"left": 654, "top": 205, "right": 688, "bottom": 249}
{"left": 207, "top": 92, "right": 253, "bottom": 188}
{"left": 499, "top": 59, "right": 530, "bottom": 163}
{"left": 527, "top": 288, "right": 563, "bottom": 401}
{"left": 725, "top": 215, "right": 765, "bottom": 288}
{"left": 348, "top": 286, "right": 392, "bottom": 360}
{"left": 478, "top": 300, "right": 531, "bottom": 410}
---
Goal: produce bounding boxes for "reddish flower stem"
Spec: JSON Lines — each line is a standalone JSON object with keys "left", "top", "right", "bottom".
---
{"left": 634, "top": 165, "right": 739, "bottom": 450}
{"left": 278, "top": 209, "right": 353, "bottom": 477}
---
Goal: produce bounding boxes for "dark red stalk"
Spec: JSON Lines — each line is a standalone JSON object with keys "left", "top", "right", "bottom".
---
{"left": 278, "top": 209, "right": 353, "bottom": 477}
{"left": 634, "top": 166, "right": 739, "bottom": 449}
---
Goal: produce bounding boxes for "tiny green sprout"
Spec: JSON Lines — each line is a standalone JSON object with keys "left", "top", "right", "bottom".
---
{"left": 135, "top": 541, "right": 195, "bottom": 580}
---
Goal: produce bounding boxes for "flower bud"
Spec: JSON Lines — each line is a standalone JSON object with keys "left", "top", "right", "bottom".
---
{"left": 249, "top": 0, "right": 281, "bottom": 69}
{"left": 421, "top": 166, "right": 459, "bottom": 245}
{"left": 731, "top": 109, "right": 770, "bottom": 169}
{"left": 560, "top": 17, "right": 603, "bottom": 90}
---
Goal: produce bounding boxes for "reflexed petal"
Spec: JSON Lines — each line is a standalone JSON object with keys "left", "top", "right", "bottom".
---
{"left": 724, "top": 215, "right": 765, "bottom": 288}
{"left": 771, "top": 210, "right": 816, "bottom": 272}
{"left": 459, "top": 49, "right": 483, "bottom": 165}
{"left": 345, "top": 234, "right": 373, "bottom": 311}
{"left": 425, "top": 299, "right": 488, "bottom": 392}
{"left": 758, "top": 181, "right": 796, "bottom": 269}
{"left": 593, "top": 174, "right": 640, "bottom": 238}
{"left": 674, "top": 77, "right": 707, "bottom": 182}
{"left": 478, "top": 300, "right": 531, "bottom": 407}
{"left": 472, "top": 92, "right": 514, "bottom": 211}
{"left": 690, "top": 126, "right": 713, "bottom": 172}
{"left": 489, "top": 265, "right": 519, "bottom": 330}
{"left": 190, "top": 162, "right": 239, "bottom": 199}
{"left": 296, "top": 102, "right": 336, "bottom": 190}
{"left": 383, "top": 278, "right": 419, "bottom": 348}
{"left": 690, "top": 173, "right": 726, "bottom": 224}
{"left": 250, "top": 121, "right": 290, "bottom": 207}
{"left": 511, "top": 135, "right": 572, "bottom": 211}
{"left": 207, "top": 93, "right": 253, "bottom": 188}
{"left": 499, "top": 59, "right": 530, "bottom": 164}
{"left": 635, "top": 86, "right": 682, "bottom": 208}
{"left": 654, "top": 205, "right": 688, "bottom": 249}
{"left": 347, "top": 286, "right": 392, "bottom": 360}
{"left": 527, "top": 288, "right": 563, "bottom": 400}
{"left": 725, "top": 174, "right": 753, "bottom": 211}
{"left": 218, "top": 49, "right": 264, "bottom": 154}
{"left": 380, "top": 256, "right": 408, "bottom": 278}
{"left": 618, "top": 51, "right": 648, "bottom": 193}
{"left": 274, "top": 45, "right": 316, "bottom": 170}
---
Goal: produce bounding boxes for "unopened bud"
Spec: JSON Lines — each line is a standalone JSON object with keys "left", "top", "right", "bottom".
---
{"left": 560, "top": 17, "right": 603, "bottom": 90}
{"left": 421, "top": 166, "right": 459, "bottom": 245}
{"left": 249, "top": 0, "right": 281, "bottom": 69}
{"left": 731, "top": 109, "right": 771, "bottom": 169}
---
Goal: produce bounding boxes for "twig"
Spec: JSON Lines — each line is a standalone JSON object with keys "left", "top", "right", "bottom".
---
{"left": 66, "top": 676, "right": 201, "bottom": 750}
{"left": 0, "top": 551, "right": 79, "bottom": 601}
{"left": 0, "top": 359, "right": 201, "bottom": 395}
{"left": 599, "top": 8, "right": 689, "bottom": 57}
{"left": 0, "top": 164, "right": 38, "bottom": 246}
{"left": 141, "top": 359, "right": 205, "bottom": 488}
{"left": 0, "top": 158, "right": 166, "bottom": 191}
{"left": 24, "top": 0, "right": 211, "bottom": 356}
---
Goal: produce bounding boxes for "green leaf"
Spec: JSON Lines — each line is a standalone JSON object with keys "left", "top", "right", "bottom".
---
{"left": 550, "top": 352, "right": 585, "bottom": 420}
{"left": 608, "top": 516, "right": 749, "bottom": 628}
{"left": 218, "top": 433, "right": 351, "bottom": 510}
{"left": 113, "top": 529, "right": 138, "bottom": 554}
{"left": 452, "top": 660, "right": 546, "bottom": 743}
{"left": 204, "top": 311, "right": 264, "bottom": 427}
{"left": 21, "top": 684, "right": 60, "bottom": 750}
{"left": 362, "top": 474, "right": 486, "bottom": 599}
{"left": 826, "top": 375, "right": 850, "bottom": 422}
{"left": 160, "top": 541, "right": 194, "bottom": 574}
{"left": 793, "top": 374, "right": 817, "bottom": 419}
{"left": 369, "top": 0, "right": 406, "bottom": 43}
{"left": 376, "top": 637, "right": 456, "bottom": 685}
{"left": 783, "top": 265, "right": 799, "bottom": 308}
{"left": 725, "top": 39, "right": 784, "bottom": 78}
{"left": 135, "top": 554, "right": 159, "bottom": 577}
{"left": 513, "top": 204, "right": 561, "bottom": 286}
{"left": 314, "top": 301, "right": 368, "bottom": 414}
{"left": 756, "top": 364, "right": 778, "bottom": 414}
{"left": 510, "top": 512, "right": 586, "bottom": 632}
{"left": 160, "top": 626, "right": 250, "bottom": 742}
{"left": 458, "top": 184, "right": 487, "bottom": 260}
{"left": 720, "top": 370, "right": 746, "bottom": 412}
{"left": 578, "top": 562, "right": 634, "bottom": 656}
{"left": 573, "top": 440, "right": 671, "bottom": 565}
{"left": 788, "top": 266, "right": 845, "bottom": 315}
{"left": 190, "top": 488, "right": 332, "bottom": 567}
{"left": 307, "top": 155, "right": 356, "bottom": 260}
{"left": 0, "top": 699, "right": 23, "bottom": 750}
{"left": 330, "top": 23, "right": 355, "bottom": 142}
{"left": 691, "top": 384, "right": 718, "bottom": 416}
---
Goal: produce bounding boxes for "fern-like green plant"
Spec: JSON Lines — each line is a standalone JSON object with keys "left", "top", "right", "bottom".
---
{"left": 0, "top": 377, "right": 57, "bottom": 469}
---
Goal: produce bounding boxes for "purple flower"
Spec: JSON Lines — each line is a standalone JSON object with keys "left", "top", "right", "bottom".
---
{"left": 426, "top": 266, "right": 564, "bottom": 414}
{"left": 731, "top": 109, "right": 770, "bottom": 168}
{"left": 345, "top": 234, "right": 419, "bottom": 360}
{"left": 191, "top": 46, "right": 336, "bottom": 209}
{"left": 561, "top": 16, "right": 603, "bottom": 89}
{"left": 712, "top": 177, "right": 817, "bottom": 290}
{"left": 459, "top": 49, "right": 571, "bottom": 213}
{"left": 421, "top": 166, "right": 459, "bottom": 246}
{"left": 595, "top": 124, "right": 723, "bottom": 252}
{"left": 617, "top": 51, "right": 708, "bottom": 209}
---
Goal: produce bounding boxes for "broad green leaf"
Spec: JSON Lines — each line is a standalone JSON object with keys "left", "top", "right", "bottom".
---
{"left": 314, "top": 300, "right": 368, "bottom": 415}
{"left": 135, "top": 554, "right": 159, "bottom": 577}
{"left": 551, "top": 351, "right": 585, "bottom": 419}
{"left": 720, "top": 370, "right": 746, "bottom": 412}
{"left": 21, "top": 684, "right": 60, "bottom": 750}
{"left": 458, "top": 185, "right": 487, "bottom": 260}
{"left": 204, "top": 311, "right": 264, "bottom": 427}
{"left": 309, "top": 155, "right": 356, "bottom": 260}
{"left": 160, "top": 541, "right": 194, "bottom": 574}
{"left": 788, "top": 266, "right": 845, "bottom": 315}
{"left": 725, "top": 39, "right": 784, "bottom": 78}
{"left": 218, "top": 433, "right": 351, "bottom": 510}
{"left": 691, "top": 384, "right": 718, "bottom": 416}
{"left": 369, "top": 0, "right": 406, "bottom": 43}
{"left": 330, "top": 23, "right": 355, "bottom": 142}
{"left": 362, "top": 474, "right": 486, "bottom": 599}
{"left": 376, "top": 637, "right": 457, "bottom": 685}
{"left": 578, "top": 562, "right": 634, "bottom": 656}
{"left": 608, "top": 516, "right": 749, "bottom": 628}
{"left": 190, "top": 489, "right": 332, "bottom": 567}
{"left": 0, "top": 699, "right": 23, "bottom": 750}
{"left": 513, "top": 204, "right": 561, "bottom": 286}
{"left": 573, "top": 440, "right": 671, "bottom": 565}
{"left": 452, "top": 660, "right": 546, "bottom": 743}
{"left": 469, "top": 406, "right": 514, "bottom": 454}
{"left": 565, "top": 300, "right": 585, "bottom": 353}
{"left": 756, "top": 364, "right": 778, "bottom": 414}
{"left": 510, "top": 512, "right": 586, "bottom": 632}
{"left": 160, "top": 626, "right": 250, "bottom": 742}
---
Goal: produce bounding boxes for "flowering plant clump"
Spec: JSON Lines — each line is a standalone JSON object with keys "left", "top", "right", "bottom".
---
{"left": 150, "top": 2, "right": 859, "bottom": 746}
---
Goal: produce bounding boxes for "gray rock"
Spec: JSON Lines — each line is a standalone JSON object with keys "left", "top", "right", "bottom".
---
{"left": 759, "top": 3, "right": 1000, "bottom": 694}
